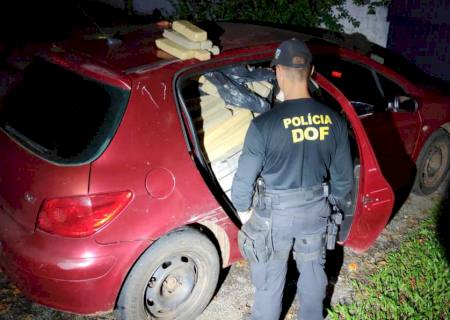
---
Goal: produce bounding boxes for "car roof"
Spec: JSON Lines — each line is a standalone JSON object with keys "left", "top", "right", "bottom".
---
{"left": 56, "top": 22, "right": 317, "bottom": 75}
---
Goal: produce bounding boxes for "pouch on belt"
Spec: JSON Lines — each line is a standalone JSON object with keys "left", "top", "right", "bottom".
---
{"left": 238, "top": 212, "right": 273, "bottom": 263}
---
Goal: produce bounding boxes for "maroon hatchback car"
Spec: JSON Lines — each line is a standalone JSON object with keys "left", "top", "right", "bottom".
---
{"left": 0, "top": 23, "right": 449, "bottom": 319}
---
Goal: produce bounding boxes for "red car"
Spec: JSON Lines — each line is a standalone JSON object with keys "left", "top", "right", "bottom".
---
{"left": 0, "top": 23, "right": 449, "bottom": 319}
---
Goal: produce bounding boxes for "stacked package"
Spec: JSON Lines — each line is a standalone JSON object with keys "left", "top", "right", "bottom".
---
{"left": 194, "top": 73, "right": 274, "bottom": 195}
{"left": 155, "top": 20, "right": 220, "bottom": 61}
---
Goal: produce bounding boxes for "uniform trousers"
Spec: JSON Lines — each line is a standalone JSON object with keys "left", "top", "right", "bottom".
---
{"left": 249, "top": 198, "right": 330, "bottom": 320}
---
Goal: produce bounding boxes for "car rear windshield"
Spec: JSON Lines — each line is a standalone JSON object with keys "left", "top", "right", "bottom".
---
{"left": 0, "top": 57, "right": 130, "bottom": 165}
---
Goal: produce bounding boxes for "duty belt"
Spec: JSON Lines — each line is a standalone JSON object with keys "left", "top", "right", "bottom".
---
{"left": 263, "top": 183, "right": 329, "bottom": 210}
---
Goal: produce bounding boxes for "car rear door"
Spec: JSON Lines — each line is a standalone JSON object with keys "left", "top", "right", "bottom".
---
{"left": 313, "top": 52, "right": 421, "bottom": 193}
{"left": 314, "top": 72, "right": 395, "bottom": 253}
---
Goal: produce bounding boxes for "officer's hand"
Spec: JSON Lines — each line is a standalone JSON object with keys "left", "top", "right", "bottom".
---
{"left": 238, "top": 210, "right": 252, "bottom": 224}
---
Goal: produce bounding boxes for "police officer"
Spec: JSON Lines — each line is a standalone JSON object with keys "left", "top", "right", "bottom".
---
{"left": 231, "top": 38, "right": 353, "bottom": 320}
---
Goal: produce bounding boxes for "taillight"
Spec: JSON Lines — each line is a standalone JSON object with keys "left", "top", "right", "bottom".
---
{"left": 37, "top": 191, "right": 133, "bottom": 237}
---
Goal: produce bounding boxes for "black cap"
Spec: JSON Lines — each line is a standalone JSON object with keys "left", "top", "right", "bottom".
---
{"left": 270, "top": 38, "right": 312, "bottom": 68}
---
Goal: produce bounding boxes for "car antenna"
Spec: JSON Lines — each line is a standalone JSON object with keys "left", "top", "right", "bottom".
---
{"left": 75, "top": 2, "right": 122, "bottom": 47}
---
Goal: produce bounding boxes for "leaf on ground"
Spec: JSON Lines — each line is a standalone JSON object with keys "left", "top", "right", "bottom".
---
{"left": 236, "top": 259, "right": 248, "bottom": 267}
{"left": 11, "top": 285, "right": 21, "bottom": 296}
{"left": 348, "top": 262, "right": 358, "bottom": 272}
{"left": 409, "top": 277, "right": 416, "bottom": 289}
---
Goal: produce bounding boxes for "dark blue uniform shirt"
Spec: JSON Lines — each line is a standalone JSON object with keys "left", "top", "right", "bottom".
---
{"left": 231, "top": 98, "right": 353, "bottom": 211}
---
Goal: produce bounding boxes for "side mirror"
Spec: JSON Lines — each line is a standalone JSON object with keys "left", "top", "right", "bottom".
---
{"left": 388, "top": 96, "right": 418, "bottom": 112}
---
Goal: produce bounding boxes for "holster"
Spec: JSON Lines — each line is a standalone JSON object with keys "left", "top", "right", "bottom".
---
{"left": 238, "top": 211, "right": 273, "bottom": 263}
{"left": 326, "top": 195, "right": 344, "bottom": 250}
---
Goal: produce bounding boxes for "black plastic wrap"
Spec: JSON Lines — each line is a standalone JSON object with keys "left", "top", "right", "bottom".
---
{"left": 222, "top": 65, "right": 275, "bottom": 84}
{"left": 202, "top": 66, "right": 275, "bottom": 114}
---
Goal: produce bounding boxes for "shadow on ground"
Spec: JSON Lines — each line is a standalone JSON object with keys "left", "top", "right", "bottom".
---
{"left": 436, "top": 178, "right": 449, "bottom": 263}
{"left": 324, "top": 245, "right": 345, "bottom": 310}
{"left": 216, "top": 266, "right": 231, "bottom": 295}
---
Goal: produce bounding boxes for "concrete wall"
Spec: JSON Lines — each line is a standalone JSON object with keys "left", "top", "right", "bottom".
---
{"left": 133, "top": 0, "right": 174, "bottom": 15}
{"left": 388, "top": 0, "right": 450, "bottom": 82}
{"left": 94, "top": 0, "right": 174, "bottom": 15}
{"left": 335, "top": 2, "right": 390, "bottom": 47}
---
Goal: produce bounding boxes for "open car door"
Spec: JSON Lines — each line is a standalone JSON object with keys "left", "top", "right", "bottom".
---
{"left": 314, "top": 72, "right": 395, "bottom": 253}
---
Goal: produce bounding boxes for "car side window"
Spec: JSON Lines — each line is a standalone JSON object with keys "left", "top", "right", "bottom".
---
{"left": 314, "top": 56, "right": 385, "bottom": 115}
{"left": 377, "top": 73, "right": 406, "bottom": 100}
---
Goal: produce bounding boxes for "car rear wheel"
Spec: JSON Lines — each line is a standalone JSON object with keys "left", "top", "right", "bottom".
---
{"left": 115, "top": 228, "right": 220, "bottom": 320}
{"left": 413, "top": 129, "right": 450, "bottom": 196}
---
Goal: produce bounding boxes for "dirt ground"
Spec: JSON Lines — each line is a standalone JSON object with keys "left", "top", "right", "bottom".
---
{"left": 1, "top": 180, "right": 448, "bottom": 320}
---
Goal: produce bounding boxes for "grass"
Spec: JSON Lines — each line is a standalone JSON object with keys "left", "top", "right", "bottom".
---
{"left": 327, "top": 203, "right": 450, "bottom": 320}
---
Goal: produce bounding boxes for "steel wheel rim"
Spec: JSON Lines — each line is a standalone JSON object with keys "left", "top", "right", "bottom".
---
{"left": 144, "top": 255, "right": 198, "bottom": 318}
{"left": 423, "top": 141, "right": 449, "bottom": 188}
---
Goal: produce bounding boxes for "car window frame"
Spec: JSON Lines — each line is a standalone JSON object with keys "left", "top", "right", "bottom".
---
{"left": 172, "top": 50, "right": 276, "bottom": 223}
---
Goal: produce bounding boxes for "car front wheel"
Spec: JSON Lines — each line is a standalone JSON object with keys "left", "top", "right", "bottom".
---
{"left": 413, "top": 129, "right": 450, "bottom": 195}
{"left": 116, "top": 228, "right": 220, "bottom": 320}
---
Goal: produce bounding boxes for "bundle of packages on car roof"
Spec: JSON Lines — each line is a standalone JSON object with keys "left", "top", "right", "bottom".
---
{"left": 155, "top": 20, "right": 220, "bottom": 61}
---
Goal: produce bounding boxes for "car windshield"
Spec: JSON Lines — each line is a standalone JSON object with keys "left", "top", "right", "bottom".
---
{"left": 0, "top": 57, "right": 130, "bottom": 165}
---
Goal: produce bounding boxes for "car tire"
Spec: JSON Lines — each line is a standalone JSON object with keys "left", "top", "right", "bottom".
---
{"left": 413, "top": 129, "right": 450, "bottom": 196}
{"left": 115, "top": 228, "right": 220, "bottom": 320}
